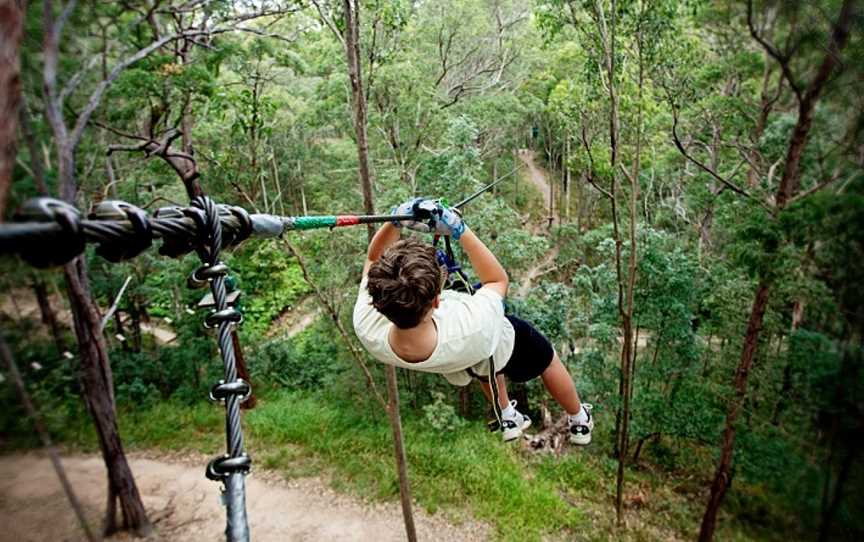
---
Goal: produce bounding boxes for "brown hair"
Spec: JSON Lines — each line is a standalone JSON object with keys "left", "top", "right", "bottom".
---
{"left": 367, "top": 238, "right": 445, "bottom": 329}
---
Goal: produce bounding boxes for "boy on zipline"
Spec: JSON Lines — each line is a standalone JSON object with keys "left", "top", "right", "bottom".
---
{"left": 352, "top": 198, "right": 593, "bottom": 443}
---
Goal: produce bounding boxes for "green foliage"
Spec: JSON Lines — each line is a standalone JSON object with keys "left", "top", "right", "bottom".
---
{"left": 253, "top": 318, "right": 344, "bottom": 389}
{"left": 231, "top": 242, "right": 310, "bottom": 338}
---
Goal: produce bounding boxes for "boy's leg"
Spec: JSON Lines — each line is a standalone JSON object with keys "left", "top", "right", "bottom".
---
{"left": 478, "top": 374, "right": 510, "bottom": 410}
{"left": 540, "top": 353, "right": 582, "bottom": 415}
{"left": 541, "top": 353, "right": 593, "bottom": 445}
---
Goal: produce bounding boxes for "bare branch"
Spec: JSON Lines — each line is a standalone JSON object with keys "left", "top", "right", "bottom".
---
{"left": 672, "top": 110, "right": 769, "bottom": 210}
{"left": 310, "top": 0, "right": 345, "bottom": 46}
{"left": 747, "top": 0, "right": 803, "bottom": 101}
{"left": 581, "top": 124, "right": 612, "bottom": 200}
{"left": 786, "top": 169, "right": 854, "bottom": 206}
{"left": 100, "top": 276, "right": 132, "bottom": 332}
{"left": 59, "top": 56, "right": 99, "bottom": 106}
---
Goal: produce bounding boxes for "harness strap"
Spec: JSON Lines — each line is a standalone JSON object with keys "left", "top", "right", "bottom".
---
{"left": 435, "top": 235, "right": 503, "bottom": 433}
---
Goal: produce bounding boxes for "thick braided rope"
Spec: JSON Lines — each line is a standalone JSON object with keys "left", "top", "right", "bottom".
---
{"left": 192, "top": 196, "right": 249, "bottom": 542}
{"left": 193, "top": 196, "right": 245, "bottom": 457}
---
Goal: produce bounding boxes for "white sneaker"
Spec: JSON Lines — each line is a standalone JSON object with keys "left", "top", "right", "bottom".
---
{"left": 501, "top": 400, "right": 531, "bottom": 442}
{"left": 569, "top": 404, "right": 594, "bottom": 446}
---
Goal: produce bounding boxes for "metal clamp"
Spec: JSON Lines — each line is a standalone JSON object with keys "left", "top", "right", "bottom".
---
{"left": 14, "top": 198, "right": 85, "bottom": 268}
{"left": 188, "top": 262, "right": 230, "bottom": 289}
{"left": 204, "top": 307, "right": 243, "bottom": 328}
{"left": 205, "top": 454, "right": 252, "bottom": 481}
{"left": 153, "top": 205, "right": 208, "bottom": 257}
{"left": 221, "top": 205, "right": 253, "bottom": 247}
{"left": 209, "top": 379, "right": 252, "bottom": 403}
{"left": 89, "top": 200, "right": 153, "bottom": 262}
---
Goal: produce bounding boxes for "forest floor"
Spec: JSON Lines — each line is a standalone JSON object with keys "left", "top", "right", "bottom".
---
{"left": 0, "top": 451, "right": 489, "bottom": 542}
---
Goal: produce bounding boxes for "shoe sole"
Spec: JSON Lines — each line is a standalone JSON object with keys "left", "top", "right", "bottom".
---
{"left": 503, "top": 418, "right": 532, "bottom": 442}
{"left": 569, "top": 434, "right": 591, "bottom": 446}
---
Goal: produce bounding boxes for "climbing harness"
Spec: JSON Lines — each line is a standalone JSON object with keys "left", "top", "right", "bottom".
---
{"left": 432, "top": 166, "right": 525, "bottom": 435}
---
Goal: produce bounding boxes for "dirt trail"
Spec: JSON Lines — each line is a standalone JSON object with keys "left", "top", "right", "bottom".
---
{"left": 516, "top": 149, "right": 556, "bottom": 224}
{"left": 514, "top": 150, "right": 561, "bottom": 297}
{"left": 0, "top": 452, "right": 488, "bottom": 542}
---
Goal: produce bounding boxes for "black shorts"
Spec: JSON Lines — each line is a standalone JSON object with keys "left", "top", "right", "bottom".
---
{"left": 498, "top": 315, "right": 555, "bottom": 382}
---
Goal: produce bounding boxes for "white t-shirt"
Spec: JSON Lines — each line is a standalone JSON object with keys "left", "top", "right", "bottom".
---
{"left": 352, "top": 277, "right": 515, "bottom": 386}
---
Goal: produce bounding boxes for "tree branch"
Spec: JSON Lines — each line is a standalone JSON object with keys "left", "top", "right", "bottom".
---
{"left": 747, "top": 0, "right": 803, "bottom": 101}
{"left": 672, "top": 110, "right": 769, "bottom": 210}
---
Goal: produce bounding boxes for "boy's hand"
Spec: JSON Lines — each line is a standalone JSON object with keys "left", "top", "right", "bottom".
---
{"left": 391, "top": 197, "right": 437, "bottom": 232}
{"left": 435, "top": 205, "right": 466, "bottom": 239}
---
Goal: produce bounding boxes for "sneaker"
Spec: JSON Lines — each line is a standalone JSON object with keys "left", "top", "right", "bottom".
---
{"left": 501, "top": 400, "right": 531, "bottom": 442}
{"left": 569, "top": 404, "right": 594, "bottom": 446}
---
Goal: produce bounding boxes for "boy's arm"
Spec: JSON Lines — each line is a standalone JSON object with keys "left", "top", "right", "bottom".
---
{"left": 459, "top": 227, "right": 508, "bottom": 298}
{"left": 363, "top": 223, "right": 401, "bottom": 276}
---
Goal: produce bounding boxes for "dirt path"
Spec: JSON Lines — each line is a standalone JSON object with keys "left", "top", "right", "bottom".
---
{"left": 517, "top": 246, "right": 559, "bottom": 298}
{"left": 516, "top": 149, "right": 556, "bottom": 224}
{"left": 514, "top": 149, "right": 561, "bottom": 297}
{"left": 1, "top": 287, "right": 177, "bottom": 346}
{"left": 0, "top": 452, "right": 488, "bottom": 542}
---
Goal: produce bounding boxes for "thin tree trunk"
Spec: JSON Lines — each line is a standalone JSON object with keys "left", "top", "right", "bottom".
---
{"left": 343, "top": 2, "right": 417, "bottom": 539}
{"left": 64, "top": 257, "right": 152, "bottom": 536}
{"left": 0, "top": 0, "right": 24, "bottom": 220}
{"left": 33, "top": 277, "right": 65, "bottom": 352}
{"left": 20, "top": 99, "right": 50, "bottom": 196}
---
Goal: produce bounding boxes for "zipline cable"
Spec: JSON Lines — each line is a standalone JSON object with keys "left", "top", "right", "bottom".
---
{"left": 453, "top": 164, "right": 523, "bottom": 210}
{"left": 0, "top": 197, "right": 413, "bottom": 267}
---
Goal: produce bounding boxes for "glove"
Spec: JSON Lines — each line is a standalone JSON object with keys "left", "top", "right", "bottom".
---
{"left": 390, "top": 197, "right": 437, "bottom": 233}
{"left": 434, "top": 205, "right": 466, "bottom": 240}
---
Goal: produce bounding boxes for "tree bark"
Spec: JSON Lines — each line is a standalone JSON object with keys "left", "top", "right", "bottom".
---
{"left": 33, "top": 277, "right": 65, "bottom": 353}
{"left": 64, "top": 258, "right": 152, "bottom": 536}
{"left": 0, "top": 0, "right": 24, "bottom": 220}
{"left": 343, "top": 2, "right": 417, "bottom": 539}
{"left": 344, "top": 0, "right": 376, "bottom": 242}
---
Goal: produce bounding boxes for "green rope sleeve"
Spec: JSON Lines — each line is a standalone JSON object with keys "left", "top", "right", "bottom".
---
{"left": 291, "top": 216, "right": 338, "bottom": 230}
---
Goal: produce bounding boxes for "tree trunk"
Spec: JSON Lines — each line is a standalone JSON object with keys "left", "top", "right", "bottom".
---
{"left": 64, "top": 258, "right": 152, "bottom": 537}
{"left": 343, "top": 2, "right": 417, "bottom": 539}
{"left": 0, "top": 0, "right": 24, "bottom": 220}
{"left": 33, "top": 277, "right": 65, "bottom": 353}
{"left": 47, "top": 81, "right": 151, "bottom": 534}
{"left": 699, "top": 282, "right": 770, "bottom": 540}
{"left": 344, "top": 0, "right": 376, "bottom": 242}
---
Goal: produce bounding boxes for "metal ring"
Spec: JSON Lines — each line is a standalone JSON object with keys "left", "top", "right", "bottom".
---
{"left": 204, "top": 307, "right": 243, "bottom": 329}
{"left": 197, "top": 262, "right": 230, "bottom": 280}
{"left": 205, "top": 454, "right": 252, "bottom": 481}
{"left": 209, "top": 379, "right": 251, "bottom": 403}
{"left": 188, "top": 262, "right": 230, "bottom": 289}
